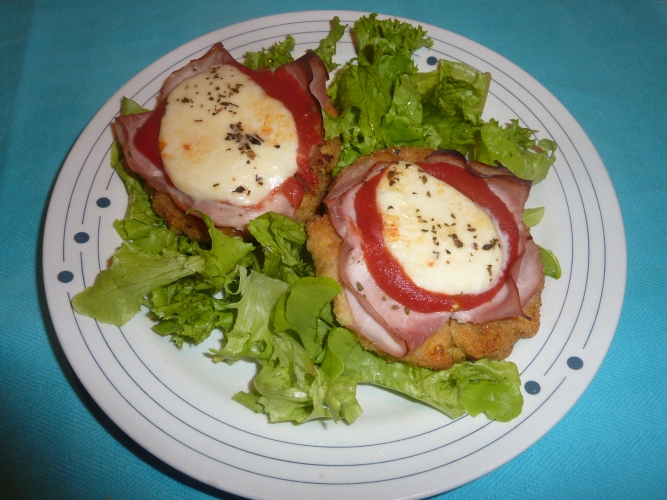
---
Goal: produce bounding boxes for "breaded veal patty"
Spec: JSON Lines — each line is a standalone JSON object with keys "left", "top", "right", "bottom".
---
{"left": 149, "top": 137, "right": 341, "bottom": 242}
{"left": 306, "top": 147, "right": 543, "bottom": 371}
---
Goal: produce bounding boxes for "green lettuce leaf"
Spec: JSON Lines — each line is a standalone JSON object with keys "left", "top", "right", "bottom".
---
{"left": 540, "top": 246, "right": 562, "bottom": 279}
{"left": 523, "top": 207, "right": 545, "bottom": 227}
{"left": 324, "top": 13, "right": 557, "bottom": 185}
{"left": 235, "top": 331, "right": 362, "bottom": 424}
{"left": 247, "top": 212, "right": 314, "bottom": 284}
{"left": 211, "top": 269, "right": 290, "bottom": 362}
{"left": 197, "top": 213, "right": 255, "bottom": 288}
{"left": 326, "top": 61, "right": 392, "bottom": 172}
{"left": 112, "top": 161, "right": 169, "bottom": 241}
{"left": 416, "top": 59, "right": 490, "bottom": 126}
{"left": 325, "top": 14, "right": 433, "bottom": 173}
{"left": 120, "top": 96, "right": 148, "bottom": 115}
{"left": 71, "top": 246, "right": 205, "bottom": 326}
{"left": 310, "top": 16, "right": 346, "bottom": 72}
{"left": 243, "top": 36, "right": 295, "bottom": 71}
{"left": 475, "top": 119, "right": 557, "bottom": 183}
{"left": 72, "top": 115, "right": 209, "bottom": 326}
{"left": 324, "top": 328, "right": 523, "bottom": 421}
{"left": 223, "top": 275, "right": 359, "bottom": 424}
{"left": 381, "top": 74, "right": 426, "bottom": 145}
{"left": 326, "top": 14, "right": 499, "bottom": 172}
{"left": 148, "top": 275, "right": 234, "bottom": 347}
{"left": 354, "top": 13, "right": 433, "bottom": 65}
{"left": 272, "top": 276, "right": 341, "bottom": 363}
{"left": 413, "top": 60, "right": 490, "bottom": 154}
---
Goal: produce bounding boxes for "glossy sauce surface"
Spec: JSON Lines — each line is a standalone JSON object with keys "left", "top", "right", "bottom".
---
{"left": 355, "top": 160, "right": 519, "bottom": 313}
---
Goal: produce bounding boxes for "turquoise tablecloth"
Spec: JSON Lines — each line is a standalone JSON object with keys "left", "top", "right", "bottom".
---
{"left": 2, "top": 0, "right": 666, "bottom": 498}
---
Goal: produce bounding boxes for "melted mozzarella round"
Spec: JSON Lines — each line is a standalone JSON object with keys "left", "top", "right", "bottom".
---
{"left": 376, "top": 162, "right": 504, "bottom": 295}
{"left": 159, "top": 64, "right": 299, "bottom": 205}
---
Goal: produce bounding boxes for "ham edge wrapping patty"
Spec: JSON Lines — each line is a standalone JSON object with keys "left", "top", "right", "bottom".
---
{"left": 322, "top": 149, "right": 544, "bottom": 359}
{"left": 114, "top": 43, "right": 334, "bottom": 231}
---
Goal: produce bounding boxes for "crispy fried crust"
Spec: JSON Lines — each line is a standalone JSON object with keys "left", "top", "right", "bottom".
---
{"left": 294, "top": 137, "right": 341, "bottom": 223}
{"left": 350, "top": 145, "right": 435, "bottom": 164}
{"left": 149, "top": 188, "right": 233, "bottom": 242}
{"left": 403, "top": 280, "right": 542, "bottom": 370}
{"left": 149, "top": 138, "right": 341, "bottom": 243}
{"left": 306, "top": 146, "right": 543, "bottom": 371}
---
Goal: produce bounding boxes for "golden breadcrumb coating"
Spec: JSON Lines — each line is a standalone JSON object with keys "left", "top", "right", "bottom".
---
{"left": 293, "top": 137, "right": 341, "bottom": 223}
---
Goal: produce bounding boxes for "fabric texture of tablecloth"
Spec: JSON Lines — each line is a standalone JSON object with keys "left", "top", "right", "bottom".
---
{"left": 1, "top": 0, "right": 666, "bottom": 498}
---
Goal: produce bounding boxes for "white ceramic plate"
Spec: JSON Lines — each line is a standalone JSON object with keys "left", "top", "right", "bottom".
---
{"left": 42, "top": 10, "right": 626, "bottom": 500}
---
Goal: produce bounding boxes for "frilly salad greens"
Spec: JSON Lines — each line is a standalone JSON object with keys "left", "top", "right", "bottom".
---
{"left": 71, "top": 13, "right": 563, "bottom": 425}
{"left": 246, "top": 14, "right": 560, "bottom": 278}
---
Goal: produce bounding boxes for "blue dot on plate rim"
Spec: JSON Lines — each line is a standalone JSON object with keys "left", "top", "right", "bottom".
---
{"left": 74, "top": 232, "right": 89, "bottom": 243}
{"left": 567, "top": 356, "right": 584, "bottom": 370}
{"left": 524, "top": 381, "right": 540, "bottom": 395}
{"left": 426, "top": 56, "right": 437, "bottom": 66}
{"left": 97, "top": 197, "right": 111, "bottom": 208}
{"left": 58, "top": 271, "right": 74, "bottom": 283}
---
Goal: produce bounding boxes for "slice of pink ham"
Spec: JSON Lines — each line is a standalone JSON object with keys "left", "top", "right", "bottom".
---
{"left": 325, "top": 150, "right": 544, "bottom": 356}
{"left": 339, "top": 223, "right": 453, "bottom": 356}
{"left": 115, "top": 43, "right": 331, "bottom": 228}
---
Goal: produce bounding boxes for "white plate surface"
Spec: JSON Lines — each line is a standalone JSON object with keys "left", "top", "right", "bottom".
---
{"left": 42, "top": 10, "right": 626, "bottom": 500}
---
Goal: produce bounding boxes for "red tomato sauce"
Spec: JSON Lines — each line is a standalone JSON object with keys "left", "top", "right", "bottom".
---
{"left": 132, "top": 58, "right": 324, "bottom": 209}
{"left": 235, "top": 61, "right": 322, "bottom": 188}
{"left": 133, "top": 99, "right": 166, "bottom": 170}
{"left": 354, "top": 161, "right": 519, "bottom": 313}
